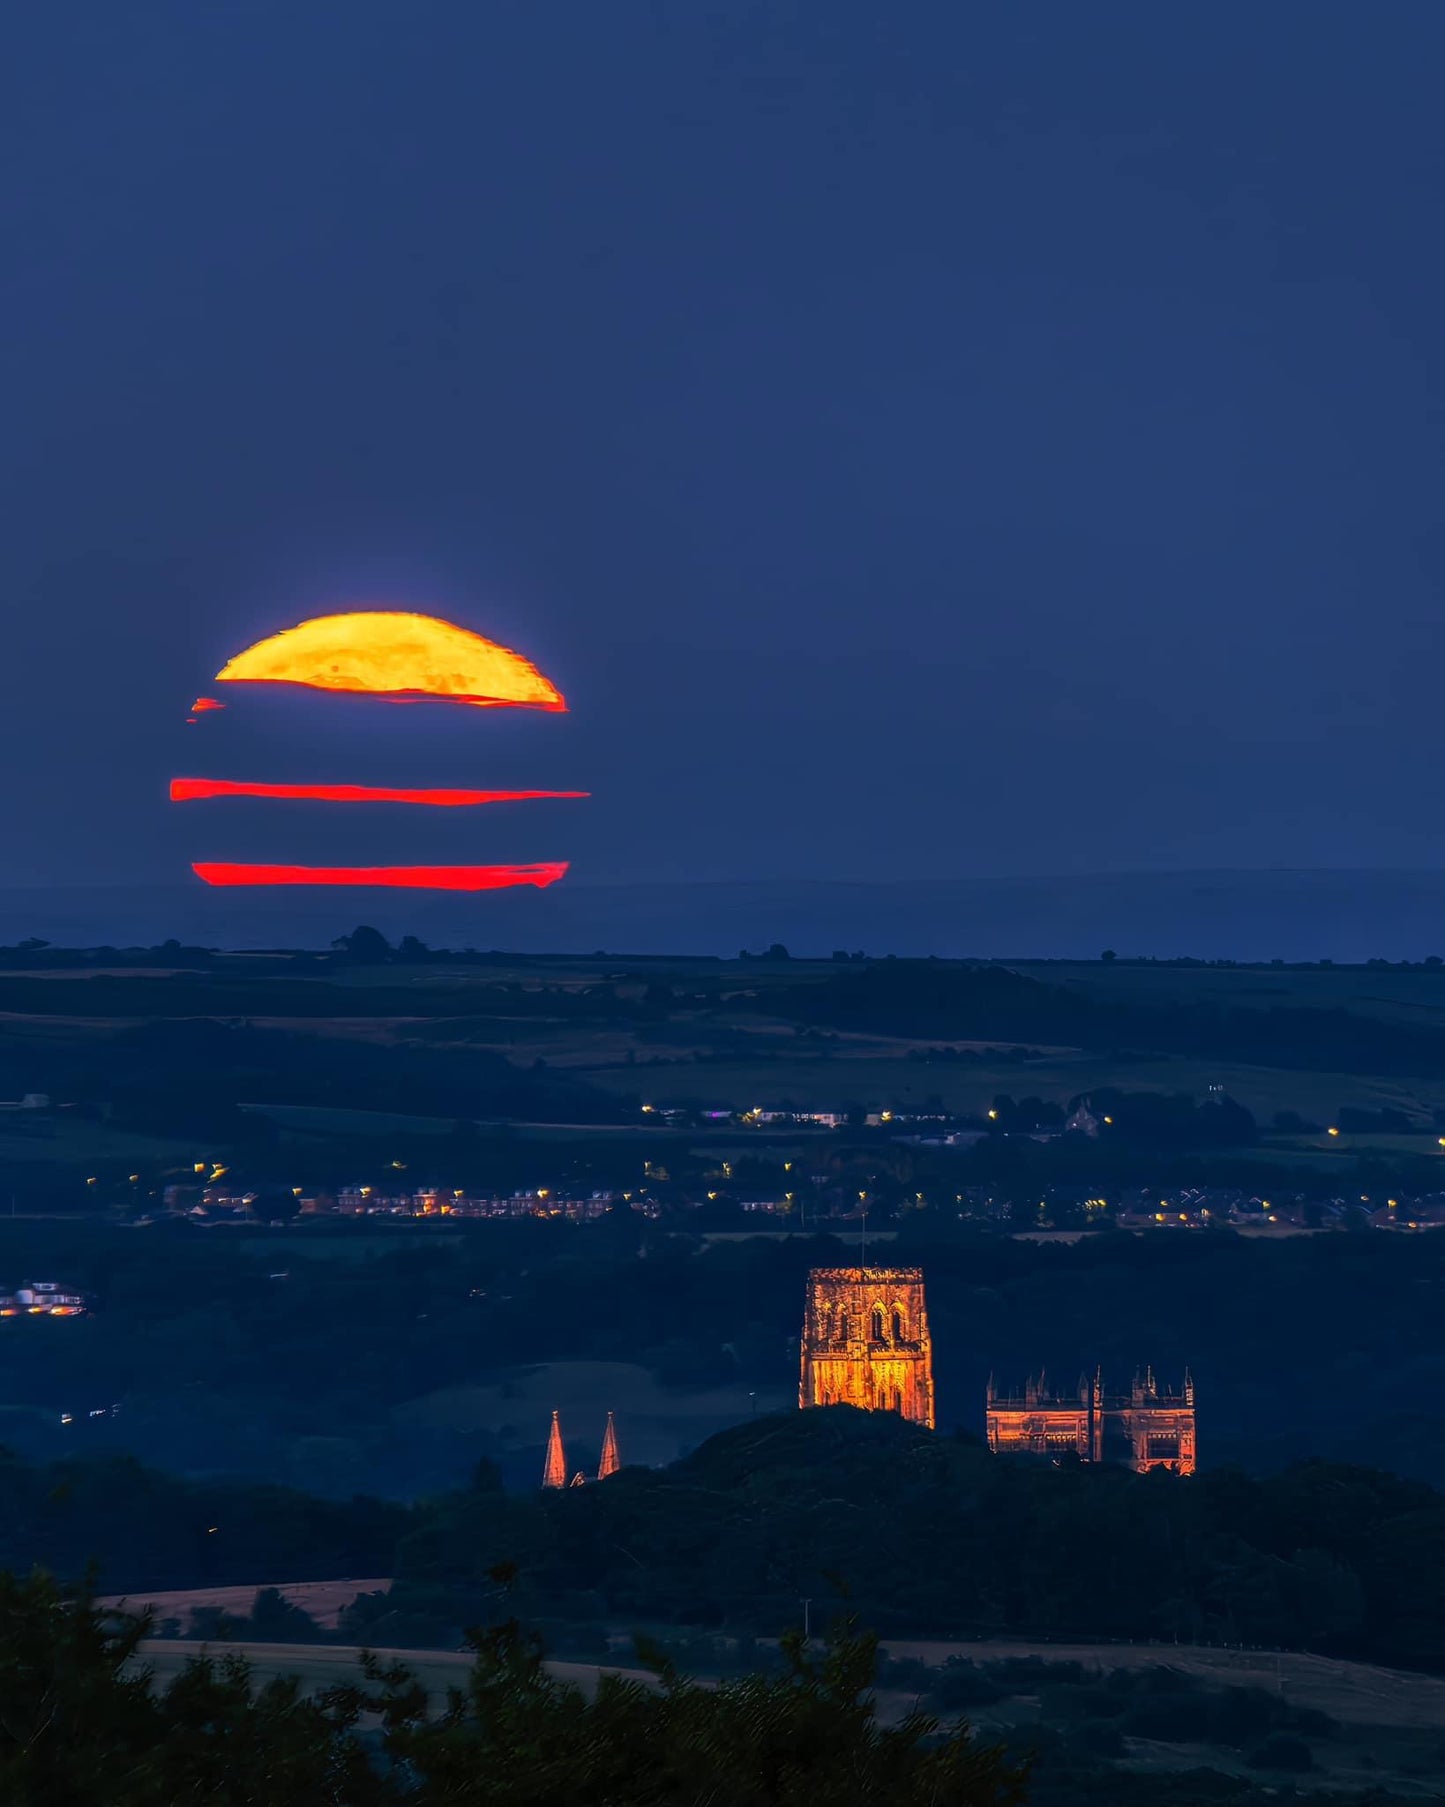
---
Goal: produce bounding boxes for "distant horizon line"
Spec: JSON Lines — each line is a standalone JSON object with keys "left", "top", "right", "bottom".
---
{"left": 10, "top": 863, "right": 1445, "bottom": 892}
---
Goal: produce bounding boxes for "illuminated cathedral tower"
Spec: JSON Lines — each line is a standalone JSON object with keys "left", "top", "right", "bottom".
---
{"left": 799, "top": 1267, "right": 936, "bottom": 1429}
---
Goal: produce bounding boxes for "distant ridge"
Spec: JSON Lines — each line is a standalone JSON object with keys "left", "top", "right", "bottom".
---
{"left": 1, "top": 869, "right": 1444, "bottom": 963}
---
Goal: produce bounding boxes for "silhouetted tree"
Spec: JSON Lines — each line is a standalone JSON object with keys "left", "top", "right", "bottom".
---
{"left": 332, "top": 926, "right": 392, "bottom": 963}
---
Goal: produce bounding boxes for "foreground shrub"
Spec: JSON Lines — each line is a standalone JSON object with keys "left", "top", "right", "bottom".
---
{"left": 0, "top": 1571, "right": 1029, "bottom": 1807}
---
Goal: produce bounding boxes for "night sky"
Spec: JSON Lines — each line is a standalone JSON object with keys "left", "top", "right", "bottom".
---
{"left": 5, "top": 4, "right": 1444, "bottom": 894}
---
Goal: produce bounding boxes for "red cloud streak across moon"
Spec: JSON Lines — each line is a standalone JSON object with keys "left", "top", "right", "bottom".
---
{"left": 192, "top": 862, "right": 568, "bottom": 890}
{"left": 171, "top": 778, "right": 588, "bottom": 806}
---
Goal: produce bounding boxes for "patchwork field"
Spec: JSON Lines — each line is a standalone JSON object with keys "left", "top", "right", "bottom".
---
{"left": 7, "top": 948, "right": 1445, "bottom": 1185}
{"left": 104, "top": 1578, "right": 391, "bottom": 1632}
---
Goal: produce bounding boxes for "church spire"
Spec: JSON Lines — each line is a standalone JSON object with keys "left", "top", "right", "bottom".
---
{"left": 598, "top": 1411, "right": 620, "bottom": 1480}
{"left": 542, "top": 1409, "right": 566, "bottom": 1489}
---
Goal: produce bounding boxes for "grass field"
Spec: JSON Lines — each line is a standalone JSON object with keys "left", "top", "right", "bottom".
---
{"left": 1014, "top": 959, "right": 1445, "bottom": 1023}
{"left": 577, "top": 1048, "right": 1445, "bottom": 1125}
{"left": 103, "top": 1578, "right": 391, "bottom": 1632}
{"left": 0, "top": 1117, "right": 203, "bottom": 1170}
{"left": 138, "top": 1638, "right": 498, "bottom": 1702}
{"left": 878, "top": 1637, "right": 1445, "bottom": 1730}
{"left": 132, "top": 1630, "right": 1445, "bottom": 1729}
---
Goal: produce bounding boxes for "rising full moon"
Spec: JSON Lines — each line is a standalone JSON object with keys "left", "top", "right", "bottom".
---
{"left": 214, "top": 610, "right": 566, "bottom": 710}
{"left": 178, "top": 606, "right": 583, "bottom": 890}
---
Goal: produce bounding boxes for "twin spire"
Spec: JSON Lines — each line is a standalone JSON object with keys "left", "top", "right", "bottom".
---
{"left": 542, "top": 1410, "right": 621, "bottom": 1489}
{"left": 542, "top": 1410, "right": 568, "bottom": 1489}
{"left": 599, "top": 1410, "right": 620, "bottom": 1479}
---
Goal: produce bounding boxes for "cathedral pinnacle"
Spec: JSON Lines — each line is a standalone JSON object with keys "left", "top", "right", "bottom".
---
{"left": 598, "top": 1410, "right": 620, "bottom": 1479}
{"left": 542, "top": 1409, "right": 567, "bottom": 1489}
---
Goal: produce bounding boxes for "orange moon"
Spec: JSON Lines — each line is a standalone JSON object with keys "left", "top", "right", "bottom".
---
{"left": 213, "top": 610, "right": 565, "bottom": 710}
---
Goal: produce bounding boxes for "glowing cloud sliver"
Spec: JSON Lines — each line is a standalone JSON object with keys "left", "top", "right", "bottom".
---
{"left": 192, "top": 862, "right": 568, "bottom": 891}
{"left": 215, "top": 611, "right": 565, "bottom": 710}
{"left": 171, "top": 778, "right": 588, "bottom": 806}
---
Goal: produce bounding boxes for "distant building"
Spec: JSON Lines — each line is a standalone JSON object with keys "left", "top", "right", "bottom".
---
{"left": 986, "top": 1368, "right": 1196, "bottom": 1474}
{"left": 798, "top": 1266, "right": 936, "bottom": 1428}
{"left": 741, "top": 1107, "right": 848, "bottom": 1128}
{"left": 0, "top": 1281, "right": 87, "bottom": 1318}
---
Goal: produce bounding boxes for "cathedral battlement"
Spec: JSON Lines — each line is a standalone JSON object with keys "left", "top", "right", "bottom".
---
{"left": 799, "top": 1266, "right": 936, "bottom": 1428}
{"left": 986, "top": 1367, "right": 1196, "bottom": 1474}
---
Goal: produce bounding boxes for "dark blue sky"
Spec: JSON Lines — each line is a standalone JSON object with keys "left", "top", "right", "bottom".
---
{"left": 4, "top": 3, "right": 1444, "bottom": 890}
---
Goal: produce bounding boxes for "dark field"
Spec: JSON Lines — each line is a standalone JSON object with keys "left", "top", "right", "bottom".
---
{"left": 9, "top": 948, "right": 1445, "bottom": 1162}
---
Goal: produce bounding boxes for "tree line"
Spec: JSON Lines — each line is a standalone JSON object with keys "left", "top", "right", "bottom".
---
{"left": 7, "top": 1407, "right": 1445, "bottom": 1676}
{"left": 360, "top": 1408, "right": 1445, "bottom": 1675}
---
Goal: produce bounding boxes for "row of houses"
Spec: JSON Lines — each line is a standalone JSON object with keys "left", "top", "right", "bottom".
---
{"left": 0, "top": 1281, "right": 87, "bottom": 1317}
{"left": 332, "top": 1187, "right": 631, "bottom": 1221}
{"left": 157, "top": 1179, "right": 1445, "bottom": 1235}
{"left": 163, "top": 1185, "right": 640, "bottom": 1223}
{"left": 642, "top": 1103, "right": 955, "bottom": 1130}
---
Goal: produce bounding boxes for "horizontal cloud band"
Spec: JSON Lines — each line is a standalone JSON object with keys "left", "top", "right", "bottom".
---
{"left": 192, "top": 862, "right": 568, "bottom": 890}
{"left": 171, "top": 778, "right": 588, "bottom": 806}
